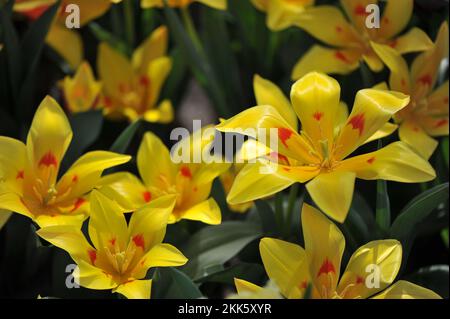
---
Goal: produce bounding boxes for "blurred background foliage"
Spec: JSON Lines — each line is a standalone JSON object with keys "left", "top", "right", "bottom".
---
{"left": 0, "top": 0, "right": 449, "bottom": 299}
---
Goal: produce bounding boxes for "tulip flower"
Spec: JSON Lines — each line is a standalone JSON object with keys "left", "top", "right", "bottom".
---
{"left": 216, "top": 72, "right": 436, "bottom": 223}
{"left": 98, "top": 129, "right": 229, "bottom": 224}
{"left": 234, "top": 203, "right": 442, "bottom": 299}
{"left": 0, "top": 96, "right": 131, "bottom": 228}
{"left": 291, "top": 0, "right": 433, "bottom": 79}
{"left": 371, "top": 22, "right": 449, "bottom": 159}
{"left": 60, "top": 62, "right": 102, "bottom": 113}
{"left": 141, "top": 0, "right": 227, "bottom": 10}
{"left": 97, "top": 26, "right": 173, "bottom": 123}
{"left": 0, "top": 211, "right": 11, "bottom": 230}
{"left": 14, "top": 0, "right": 116, "bottom": 69}
{"left": 250, "top": 0, "right": 314, "bottom": 31}
{"left": 37, "top": 190, "right": 187, "bottom": 299}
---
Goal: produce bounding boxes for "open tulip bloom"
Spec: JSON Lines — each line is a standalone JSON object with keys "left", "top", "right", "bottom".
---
{"left": 216, "top": 72, "right": 436, "bottom": 223}
{"left": 37, "top": 190, "right": 187, "bottom": 299}
{"left": 0, "top": 96, "right": 131, "bottom": 228}
{"left": 234, "top": 203, "right": 442, "bottom": 299}
{"left": 291, "top": 0, "right": 433, "bottom": 79}
{"left": 141, "top": 0, "right": 227, "bottom": 10}
{"left": 371, "top": 22, "right": 449, "bottom": 159}
{"left": 98, "top": 130, "right": 229, "bottom": 225}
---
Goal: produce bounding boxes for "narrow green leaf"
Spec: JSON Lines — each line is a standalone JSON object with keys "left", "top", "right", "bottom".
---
{"left": 196, "top": 263, "right": 265, "bottom": 285}
{"left": 376, "top": 180, "right": 391, "bottom": 232}
{"left": 441, "top": 137, "right": 449, "bottom": 169}
{"left": 181, "top": 221, "right": 262, "bottom": 280}
{"left": 441, "top": 228, "right": 449, "bottom": 248}
{"left": 109, "top": 119, "right": 141, "bottom": 153}
{"left": 88, "top": 22, "right": 130, "bottom": 57}
{"left": 152, "top": 267, "right": 203, "bottom": 299}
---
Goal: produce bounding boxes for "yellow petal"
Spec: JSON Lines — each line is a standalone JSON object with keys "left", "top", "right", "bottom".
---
{"left": 426, "top": 80, "right": 449, "bottom": 117}
{"left": 392, "top": 28, "right": 434, "bottom": 55}
{"left": 250, "top": 0, "right": 267, "bottom": 11}
{"left": 377, "top": 0, "right": 413, "bottom": 39}
{"left": 196, "top": 0, "right": 227, "bottom": 10}
{"left": 98, "top": 172, "right": 148, "bottom": 212}
{"left": 62, "top": 0, "right": 111, "bottom": 26}
{"left": 0, "top": 137, "right": 27, "bottom": 194}
{"left": 363, "top": 122, "right": 398, "bottom": 145}
{"left": 265, "top": 0, "right": 309, "bottom": 31}
{"left": 115, "top": 280, "right": 152, "bottom": 299}
{"left": 371, "top": 42, "right": 411, "bottom": 93}
{"left": 410, "top": 23, "right": 448, "bottom": 97}
{"left": 338, "top": 141, "right": 436, "bottom": 182}
{"left": 14, "top": 0, "right": 56, "bottom": 12}
{"left": 143, "top": 99, "right": 174, "bottom": 123}
{"left": 128, "top": 195, "right": 177, "bottom": 250}
{"left": 334, "top": 89, "right": 409, "bottom": 160}
{"left": 134, "top": 243, "right": 187, "bottom": 277}
{"left": 97, "top": 42, "right": 134, "bottom": 100}
{"left": 177, "top": 197, "right": 221, "bottom": 225}
{"left": 306, "top": 171, "right": 356, "bottom": 223}
{"left": 259, "top": 237, "right": 310, "bottom": 299}
{"left": 253, "top": 74, "right": 298, "bottom": 130}
{"left": 88, "top": 190, "right": 129, "bottom": 251}
{"left": 340, "top": 0, "right": 378, "bottom": 32}
{"left": 132, "top": 25, "right": 168, "bottom": 73}
{"left": 46, "top": 25, "right": 83, "bottom": 69}
{"left": 35, "top": 213, "right": 87, "bottom": 228}
{"left": 372, "top": 280, "right": 442, "bottom": 299}
{"left": 137, "top": 132, "right": 177, "bottom": 190}
{"left": 147, "top": 56, "right": 172, "bottom": 108}
{"left": 290, "top": 72, "right": 341, "bottom": 153}
{"left": 0, "top": 193, "right": 33, "bottom": 219}
{"left": 301, "top": 203, "right": 345, "bottom": 293}
{"left": 337, "top": 240, "right": 402, "bottom": 299}
{"left": 234, "top": 278, "right": 264, "bottom": 295}
{"left": 37, "top": 225, "right": 95, "bottom": 265}
{"left": 362, "top": 51, "right": 384, "bottom": 73}
{"left": 0, "top": 211, "right": 11, "bottom": 229}
{"left": 291, "top": 45, "right": 360, "bottom": 80}
{"left": 216, "top": 105, "right": 317, "bottom": 163}
{"left": 27, "top": 96, "right": 72, "bottom": 177}
{"left": 75, "top": 259, "right": 118, "bottom": 290}
{"left": 399, "top": 121, "right": 438, "bottom": 159}
{"left": 57, "top": 150, "right": 131, "bottom": 199}
{"left": 62, "top": 61, "right": 102, "bottom": 113}
{"left": 296, "top": 5, "right": 363, "bottom": 47}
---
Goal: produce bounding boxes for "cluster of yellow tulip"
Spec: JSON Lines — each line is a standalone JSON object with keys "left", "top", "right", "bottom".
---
{"left": 0, "top": 0, "right": 447, "bottom": 299}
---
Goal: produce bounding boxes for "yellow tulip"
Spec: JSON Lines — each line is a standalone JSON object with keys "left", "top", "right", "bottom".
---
{"left": 60, "top": 61, "right": 102, "bottom": 113}
{"left": 0, "top": 96, "right": 131, "bottom": 228}
{"left": 97, "top": 26, "right": 174, "bottom": 123}
{"left": 98, "top": 129, "right": 229, "bottom": 224}
{"left": 292, "top": 0, "right": 433, "bottom": 79}
{"left": 216, "top": 72, "right": 436, "bottom": 223}
{"left": 234, "top": 203, "right": 442, "bottom": 299}
{"left": 37, "top": 190, "right": 187, "bottom": 299}
{"left": 14, "top": 0, "right": 116, "bottom": 69}
{"left": 371, "top": 22, "right": 449, "bottom": 159}
{"left": 141, "top": 0, "right": 227, "bottom": 10}
{"left": 251, "top": 0, "right": 314, "bottom": 31}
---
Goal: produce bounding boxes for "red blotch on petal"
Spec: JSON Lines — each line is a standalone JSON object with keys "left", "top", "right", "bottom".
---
{"left": 180, "top": 166, "right": 192, "bottom": 178}
{"left": 22, "top": 5, "right": 49, "bottom": 20}
{"left": 72, "top": 175, "right": 78, "bottom": 183}
{"left": 418, "top": 74, "right": 432, "bottom": 86}
{"left": 270, "top": 152, "right": 289, "bottom": 165}
{"left": 443, "top": 97, "right": 449, "bottom": 104}
{"left": 139, "top": 75, "right": 150, "bottom": 87}
{"left": 317, "top": 258, "right": 336, "bottom": 277}
{"left": 356, "top": 276, "right": 364, "bottom": 284}
{"left": 39, "top": 152, "right": 58, "bottom": 167}
{"left": 435, "top": 119, "right": 448, "bottom": 128}
{"left": 70, "top": 198, "right": 86, "bottom": 212}
{"left": 336, "top": 26, "right": 343, "bottom": 33}
{"left": 88, "top": 249, "right": 97, "bottom": 265}
{"left": 104, "top": 96, "right": 113, "bottom": 108}
{"left": 389, "top": 39, "right": 398, "bottom": 48}
{"left": 367, "top": 157, "right": 376, "bottom": 164}
{"left": 143, "top": 191, "right": 152, "bottom": 203}
{"left": 133, "top": 234, "right": 145, "bottom": 249}
{"left": 16, "top": 170, "right": 24, "bottom": 179}
{"left": 313, "top": 111, "right": 324, "bottom": 121}
{"left": 109, "top": 238, "right": 116, "bottom": 246}
{"left": 299, "top": 281, "right": 308, "bottom": 289}
{"left": 335, "top": 51, "right": 350, "bottom": 64}
{"left": 348, "top": 113, "right": 365, "bottom": 136}
{"left": 278, "top": 127, "right": 293, "bottom": 148}
{"left": 354, "top": 4, "right": 368, "bottom": 16}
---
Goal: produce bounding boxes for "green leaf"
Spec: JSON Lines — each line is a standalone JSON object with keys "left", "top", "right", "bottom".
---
{"left": 254, "top": 200, "right": 279, "bottom": 236}
{"left": 375, "top": 179, "right": 391, "bottom": 232}
{"left": 196, "top": 263, "right": 265, "bottom": 285}
{"left": 181, "top": 221, "right": 263, "bottom": 280}
{"left": 89, "top": 22, "right": 130, "bottom": 57}
{"left": 406, "top": 265, "right": 449, "bottom": 299}
{"left": 152, "top": 267, "right": 203, "bottom": 299}
{"left": 109, "top": 119, "right": 142, "bottom": 153}
{"left": 441, "top": 228, "right": 449, "bottom": 248}
{"left": 441, "top": 137, "right": 449, "bottom": 169}
{"left": 61, "top": 110, "right": 103, "bottom": 172}
{"left": 390, "top": 183, "right": 449, "bottom": 262}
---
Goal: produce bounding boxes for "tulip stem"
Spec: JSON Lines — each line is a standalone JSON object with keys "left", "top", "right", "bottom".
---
{"left": 123, "top": 0, "right": 135, "bottom": 48}
{"left": 274, "top": 193, "right": 284, "bottom": 232}
{"left": 284, "top": 183, "right": 299, "bottom": 238}
{"left": 181, "top": 7, "right": 203, "bottom": 54}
